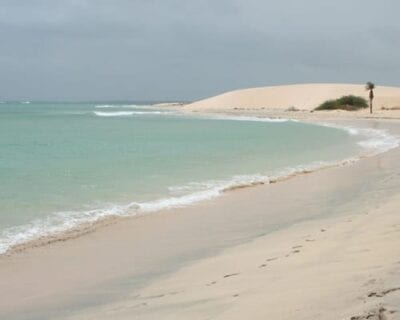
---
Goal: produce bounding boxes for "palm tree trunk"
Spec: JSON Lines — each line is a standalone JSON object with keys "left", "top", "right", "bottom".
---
{"left": 369, "top": 89, "right": 374, "bottom": 114}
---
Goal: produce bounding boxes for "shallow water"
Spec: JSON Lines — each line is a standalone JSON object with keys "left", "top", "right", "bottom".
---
{"left": 0, "top": 102, "right": 394, "bottom": 253}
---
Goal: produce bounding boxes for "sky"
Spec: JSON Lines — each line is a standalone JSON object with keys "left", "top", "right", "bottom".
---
{"left": 0, "top": 0, "right": 399, "bottom": 101}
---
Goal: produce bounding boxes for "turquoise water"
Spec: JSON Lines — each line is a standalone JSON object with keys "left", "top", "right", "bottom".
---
{"left": 0, "top": 102, "right": 388, "bottom": 253}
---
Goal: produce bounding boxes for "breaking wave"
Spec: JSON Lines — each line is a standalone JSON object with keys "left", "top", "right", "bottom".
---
{"left": 1, "top": 116, "right": 399, "bottom": 255}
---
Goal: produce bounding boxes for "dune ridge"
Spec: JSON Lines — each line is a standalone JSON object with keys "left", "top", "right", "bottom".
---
{"left": 186, "top": 83, "right": 400, "bottom": 111}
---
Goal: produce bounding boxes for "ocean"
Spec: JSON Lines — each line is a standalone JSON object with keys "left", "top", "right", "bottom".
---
{"left": 0, "top": 102, "right": 397, "bottom": 254}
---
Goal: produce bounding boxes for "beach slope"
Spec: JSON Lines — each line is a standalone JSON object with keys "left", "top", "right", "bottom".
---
{"left": 74, "top": 193, "right": 400, "bottom": 320}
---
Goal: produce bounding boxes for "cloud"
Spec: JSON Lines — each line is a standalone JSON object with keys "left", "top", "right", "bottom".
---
{"left": 0, "top": 0, "right": 399, "bottom": 100}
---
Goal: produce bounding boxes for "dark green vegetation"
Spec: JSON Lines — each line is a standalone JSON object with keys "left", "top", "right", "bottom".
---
{"left": 315, "top": 95, "right": 368, "bottom": 111}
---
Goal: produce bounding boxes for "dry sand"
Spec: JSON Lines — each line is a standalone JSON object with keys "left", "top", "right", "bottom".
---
{"left": 71, "top": 193, "right": 400, "bottom": 320}
{"left": 2, "top": 84, "right": 400, "bottom": 319}
{"left": 185, "top": 83, "right": 400, "bottom": 113}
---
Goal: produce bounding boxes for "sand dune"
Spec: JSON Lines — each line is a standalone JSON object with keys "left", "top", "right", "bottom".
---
{"left": 186, "top": 83, "right": 400, "bottom": 111}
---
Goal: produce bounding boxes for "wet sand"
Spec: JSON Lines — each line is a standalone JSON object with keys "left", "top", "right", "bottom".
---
{"left": 1, "top": 120, "right": 400, "bottom": 319}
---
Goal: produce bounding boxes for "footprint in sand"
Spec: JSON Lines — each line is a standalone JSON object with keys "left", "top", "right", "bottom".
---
{"left": 142, "top": 291, "right": 180, "bottom": 300}
{"left": 368, "top": 287, "right": 400, "bottom": 298}
{"left": 350, "top": 307, "right": 388, "bottom": 320}
{"left": 223, "top": 273, "right": 240, "bottom": 279}
{"left": 266, "top": 257, "right": 278, "bottom": 262}
{"left": 206, "top": 281, "right": 217, "bottom": 286}
{"left": 285, "top": 249, "right": 301, "bottom": 257}
{"left": 145, "top": 294, "right": 165, "bottom": 299}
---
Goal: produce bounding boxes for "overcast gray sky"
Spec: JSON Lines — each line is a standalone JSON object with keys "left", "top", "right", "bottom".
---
{"left": 0, "top": 0, "right": 399, "bottom": 101}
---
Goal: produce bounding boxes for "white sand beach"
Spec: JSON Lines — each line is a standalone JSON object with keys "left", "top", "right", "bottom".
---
{"left": 3, "top": 1, "right": 400, "bottom": 319}
{"left": 2, "top": 84, "right": 400, "bottom": 320}
{"left": 71, "top": 191, "right": 400, "bottom": 320}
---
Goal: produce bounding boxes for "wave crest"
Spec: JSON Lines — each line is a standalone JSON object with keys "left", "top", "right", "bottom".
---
{"left": 0, "top": 159, "right": 358, "bottom": 255}
{"left": 95, "top": 104, "right": 145, "bottom": 109}
{"left": 1, "top": 117, "right": 399, "bottom": 255}
{"left": 93, "top": 111, "right": 170, "bottom": 117}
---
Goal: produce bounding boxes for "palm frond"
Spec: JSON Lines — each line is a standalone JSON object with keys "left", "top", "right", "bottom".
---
{"left": 365, "top": 82, "right": 375, "bottom": 90}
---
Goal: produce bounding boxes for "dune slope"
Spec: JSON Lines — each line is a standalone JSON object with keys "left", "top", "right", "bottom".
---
{"left": 186, "top": 83, "right": 400, "bottom": 111}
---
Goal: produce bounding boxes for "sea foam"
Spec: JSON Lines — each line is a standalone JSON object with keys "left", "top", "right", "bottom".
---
{"left": 320, "top": 122, "right": 400, "bottom": 155}
{"left": 200, "top": 114, "right": 293, "bottom": 123}
{"left": 93, "top": 110, "right": 171, "bottom": 117}
{"left": 95, "top": 104, "right": 144, "bottom": 109}
{"left": 0, "top": 117, "right": 399, "bottom": 255}
{"left": 0, "top": 159, "right": 357, "bottom": 254}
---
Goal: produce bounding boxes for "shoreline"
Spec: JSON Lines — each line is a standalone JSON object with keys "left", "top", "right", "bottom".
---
{"left": 169, "top": 102, "right": 400, "bottom": 122}
{"left": 1, "top": 114, "right": 398, "bottom": 257}
{"left": 0, "top": 155, "right": 352, "bottom": 258}
{"left": 67, "top": 116, "right": 400, "bottom": 320}
{"left": 74, "top": 190, "right": 400, "bottom": 320}
{"left": 1, "top": 116, "right": 400, "bottom": 319}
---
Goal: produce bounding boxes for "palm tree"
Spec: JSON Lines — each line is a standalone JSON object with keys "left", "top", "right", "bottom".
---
{"left": 365, "top": 82, "right": 375, "bottom": 114}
